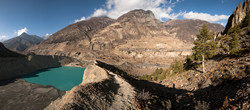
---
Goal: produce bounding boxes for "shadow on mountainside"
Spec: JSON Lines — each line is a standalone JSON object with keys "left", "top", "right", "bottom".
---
{"left": 21, "top": 68, "right": 53, "bottom": 78}
{"left": 96, "top": 60, "right": 249, "bottom": 109}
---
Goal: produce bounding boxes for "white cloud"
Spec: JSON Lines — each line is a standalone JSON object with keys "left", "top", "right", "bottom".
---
{"left": 16, "top": 27, "right": 28, "bottom": 36}
{"left": 0, "top": 35, "right": 8, "bottom": 42}
{"left": 90, "top": 9, "right": 108, "bottom": 17}
{"left": 104, "top": 0, "right": 183, "bottom": 20}
{"left": 75, "top": 0, "right": 184, "bottom": 22}
{"left": 183, "top": 11, "right": 229, "bottom": 22}
{"left": 74, "top": 16, "right": 86, "bottom": 23}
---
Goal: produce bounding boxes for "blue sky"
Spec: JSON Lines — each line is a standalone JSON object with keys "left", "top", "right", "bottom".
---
{"left": 0, "top": 0, "right": 244, "bottom": 41}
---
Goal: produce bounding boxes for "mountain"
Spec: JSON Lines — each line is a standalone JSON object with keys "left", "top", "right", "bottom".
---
{"left": 0, "top": 42, "right": 23, "bottom": 57}
{"left": 28, "top": 9, "right": 227, "bottom": 75}
{"left": 42, "top": 17, "right": 114, "bottom": 44}
{"left": 28, "top": 9, "right": 193, "bottom": 75}
{"left": 3, "top": 33, "right": 43, "bottom": 52}
{"left": 164, "top": 19, "right": 224, "bottom": 43}
{"left": 223, "top": 0, "right": 250, "bottom": 34}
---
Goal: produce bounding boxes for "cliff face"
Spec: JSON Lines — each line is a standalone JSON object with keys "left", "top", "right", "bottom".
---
{"left": 224, "top": 0, "right": 250, "bottom": 34}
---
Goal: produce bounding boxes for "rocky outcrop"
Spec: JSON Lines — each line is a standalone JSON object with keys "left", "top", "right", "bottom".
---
{"left": 3, "top": 33, "right": 43, "bottom": 52}
{"left": 164, "top": 19, "right": 224, "bottom": 43}
{"left": 45, "top": 64, "right": 137, "bottom": 110}
{"left": 224, "top": 0, "right": 250, "bottom": 34}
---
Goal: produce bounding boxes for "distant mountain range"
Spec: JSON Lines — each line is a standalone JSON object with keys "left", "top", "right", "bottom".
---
{"left": 3, "top": 32, "right": 44, "bottom": 52}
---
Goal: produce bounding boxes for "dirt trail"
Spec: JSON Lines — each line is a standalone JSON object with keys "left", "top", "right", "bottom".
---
{"left": 109, "top": 71, "right": 136, "bottom": 109}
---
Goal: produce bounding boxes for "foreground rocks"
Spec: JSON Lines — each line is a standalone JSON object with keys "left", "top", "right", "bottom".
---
{"left": 46, "top": 65, "right": 137, "bottom": 110}
{"left": 0, "top": 79, "right": 65, "bottom": 110}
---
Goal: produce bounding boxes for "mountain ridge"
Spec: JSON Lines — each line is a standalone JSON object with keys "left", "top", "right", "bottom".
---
{"left": 3, "top": 32, "right": 43, "bottom": 52}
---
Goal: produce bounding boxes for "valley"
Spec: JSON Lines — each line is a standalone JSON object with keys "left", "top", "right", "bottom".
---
{"left": 0, "top": 0, "right": 249, "bottom": 109}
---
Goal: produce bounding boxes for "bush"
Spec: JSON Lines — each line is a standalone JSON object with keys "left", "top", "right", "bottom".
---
{"left": 184, "top": 56, "right": 194, "bottom": 70}
{"left": 137, "top": 89, "right": 151, "bottom": 101}
{"left": 140, "top": 60, "right": 184, "bottom": 81}
{"left": 169, "top": 60, "right": 184, "bottom": 75}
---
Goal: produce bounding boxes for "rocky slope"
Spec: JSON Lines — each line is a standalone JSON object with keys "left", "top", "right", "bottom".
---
{"left": 164, "top": 19, "right": 224, "bottom": 43}
{"left": 0, "top": 79, "right": 65, "bottom": 110}
{"left": 0, "top": 42, "right": 23, "bottom": 57}
{"left": 28, "top": 9, "right": 193, "bottom": 75}
{"left": 224, "top": 0, "right": 250, "bottom": 34}
{"left": 42, "top": 17, "right": 114, "bottom": 44}
{"left": 44, "top": 59, "right": 249, "bottom": 109}
{"left": 3, "top": 32, "right": 43, "bottom": 52}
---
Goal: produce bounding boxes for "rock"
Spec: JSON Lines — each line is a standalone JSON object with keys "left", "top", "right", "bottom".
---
{"left": 0, "top": 79, "right": 65, "bottom": 110}
{"left": 82, "top": 64, "right": 109, "bottom": 84}
{"left": 223, "top": 0, "right": 250, "bottom": 34}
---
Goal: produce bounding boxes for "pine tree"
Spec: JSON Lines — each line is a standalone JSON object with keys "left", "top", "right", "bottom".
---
{"left": 229, "top": 32, "right": 241, "bottom": 56}
{"left": 192, "top": 24, "right": 217, "bottom": 73}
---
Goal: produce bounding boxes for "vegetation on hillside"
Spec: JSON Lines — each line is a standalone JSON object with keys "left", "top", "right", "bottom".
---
{"left": 140, "top": 60, "right": 184, "bottom": 81}
{"left": 140, "top": 12, "right": 249, "bottom": 81}
{"left": 192, "top": 24, "right": 217, "bottom": 73}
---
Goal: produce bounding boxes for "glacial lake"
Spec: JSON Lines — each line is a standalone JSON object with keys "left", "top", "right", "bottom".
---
{"left": 22, "top": 66, "right": 85, "bottom": 91}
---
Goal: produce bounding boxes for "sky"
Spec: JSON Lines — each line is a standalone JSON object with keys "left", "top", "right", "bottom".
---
{"left": 0, "top": 0, "right": 244, "bottom": 41}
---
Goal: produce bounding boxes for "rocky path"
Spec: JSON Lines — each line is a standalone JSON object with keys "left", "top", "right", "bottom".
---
{"left": 109, "top": 71, "right": 136, "bottom": 109}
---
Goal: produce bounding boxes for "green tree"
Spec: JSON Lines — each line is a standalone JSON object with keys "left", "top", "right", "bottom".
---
{"left": 192, "top": 24, "right": 217, "bottom": 73}
{"left": 229, "top": 32, "right": 241, "bottom": 56}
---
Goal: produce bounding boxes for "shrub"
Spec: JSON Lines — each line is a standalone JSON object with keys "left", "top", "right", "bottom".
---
{"left": 137, "top": 89, "right": 151, "bottom": 101}
{"left": 169, "top": 60, "right": 184, "bottom": 75}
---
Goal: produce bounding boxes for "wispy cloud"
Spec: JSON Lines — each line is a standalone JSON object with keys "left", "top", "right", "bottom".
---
{"left": 75, "top": 0, "right": 184, "bottom": 22}
{"left": 0, "top": 35, "right": 8, "bottom": 42}
{"left": 15, "top": 27, "right": 28, "bottom": 36}
{"left": 183, "top": 11, "right": 229, "bottom": 22}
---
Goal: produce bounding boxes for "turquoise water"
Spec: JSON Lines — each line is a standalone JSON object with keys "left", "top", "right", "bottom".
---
{"left": 22, "top": 66, "right": 85, "bottom": 91}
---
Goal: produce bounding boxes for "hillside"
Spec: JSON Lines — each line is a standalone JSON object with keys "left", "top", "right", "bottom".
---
{"left": 3, "top": 33, "right": 43, "bottom": 52}
{"left": 0, "top": 42, "right": 23, "bottom": 57}
{"left": 164, "top": 19, "right": 224, "bottom": 43}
